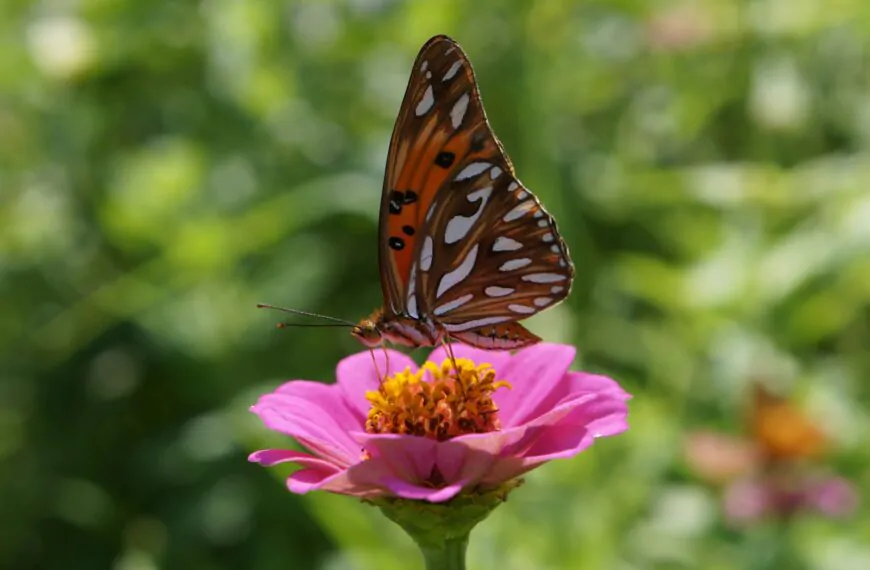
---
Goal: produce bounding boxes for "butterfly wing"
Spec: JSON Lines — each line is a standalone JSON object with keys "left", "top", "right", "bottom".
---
{"left": 379, "top": 35, "right": 573, "bottom": 349}
{"left": 391, "top": 40, "right": 573, "bottom": 347}
{"left": 378, "top": 35, "right": 515, "bottom": 318}
{"left": 414, "top": 161, "right": 573, "bottom": 346}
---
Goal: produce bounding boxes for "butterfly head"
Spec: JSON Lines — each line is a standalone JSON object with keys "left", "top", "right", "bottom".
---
{"left": 351, "top": 316, "right": 383, "bottom": 347}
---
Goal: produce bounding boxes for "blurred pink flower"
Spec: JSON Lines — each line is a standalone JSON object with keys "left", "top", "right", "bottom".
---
{"left": 685, "top": 383, "right": 858, "bottom": 524}
{"left": 724, "top": 473, "right": 859, "bottom": 523}
{"left": 249, "top": 343, "right": 630, "bottom": 502}
{"left": 685, "top": 431, "right": 759, "bottom": 485}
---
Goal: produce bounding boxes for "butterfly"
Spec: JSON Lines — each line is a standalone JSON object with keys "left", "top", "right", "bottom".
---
{"left": 261, "top": 35, "right": 573, "bottom": 351}
{"left": 347, "top": 35, "right": 574, "bottom": 351}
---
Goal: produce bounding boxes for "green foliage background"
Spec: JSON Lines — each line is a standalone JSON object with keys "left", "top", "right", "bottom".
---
{"left": 3, "top": 0, "right": 869, "bottom": 568}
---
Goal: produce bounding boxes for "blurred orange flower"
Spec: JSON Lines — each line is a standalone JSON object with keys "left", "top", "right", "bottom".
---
{"left": 685, "top": 381, "right": 857, "bottom": 524}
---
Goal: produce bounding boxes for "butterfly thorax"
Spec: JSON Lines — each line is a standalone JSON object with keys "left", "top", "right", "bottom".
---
{"left": 352, "top": 308, "right": 443, "bottom": 348}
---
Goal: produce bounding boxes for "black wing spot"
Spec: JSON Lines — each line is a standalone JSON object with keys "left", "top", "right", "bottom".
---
{"left": 402, "top": 225, "right": 416, "bottom": 236}
{"left": 388, "top": 237, "right": 406, "bottom": 251}
{"left": 470, "top": 131, "right": 487, "bottom": 152}
{"left": 435, "top": 151, "right": 456, "bottom": 168}
{"left": 403, "top": 190, "right": 419, "bottom": 205}
{"left": 389, "top": 190, "right": 404, "bottom": 215}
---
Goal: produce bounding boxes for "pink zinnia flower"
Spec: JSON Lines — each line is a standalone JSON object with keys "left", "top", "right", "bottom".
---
{"left": 249, "top": 342, "right": 630, "bottom": 502}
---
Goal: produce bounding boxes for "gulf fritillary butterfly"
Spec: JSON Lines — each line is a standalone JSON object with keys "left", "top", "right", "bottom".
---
{"left": 263, "top": 35, "right": 574, "bottom": 351}
{"left": 349, "top": 35, "right": 574, "bottom": 351}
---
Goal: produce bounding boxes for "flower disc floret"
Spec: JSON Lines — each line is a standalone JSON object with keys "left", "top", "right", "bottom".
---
{"left": 365, "top": 358, "right": 511, "bottom": 441}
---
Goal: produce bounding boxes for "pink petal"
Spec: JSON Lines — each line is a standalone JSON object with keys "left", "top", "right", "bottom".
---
{"left": 248, "top": 449, "right": 336, "bottom": 470}
{"left": 486, "top": 391, "right": 629, "bottom": 483}
{"left": 427, "top": 344, "right": 513, "bottom": 374}
{"left": 271, "top": 380, "right": 361, "bottom": 432}
{"left": 353, "top": 433, "right": 439, "bottom": 483}
{"left": 493, "top": 343, "right": 578, "bottom": 426}
{"left": 807, "top": 476, "right": 859, "bottom": 517}
{"left": 248, "top": 449, "right": 344, "bottom": 494}
{"left": 350, "top": 432, "right": 518, "bottom": 502}
{"left": 284, "top": 450, "right": 462, "bottom": 501}
{"left": 251, "top": 381, "right": 361, "bottom": 466}
{"left": 336, "top": 349, "right": 417, "bottom": 418}
{"left": 565, "top": 371, "right": 632, "bottom": 403}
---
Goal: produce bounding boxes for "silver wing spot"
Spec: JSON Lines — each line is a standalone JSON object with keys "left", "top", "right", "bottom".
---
{"left": 507, "top": 181, "right": 518, "bottom": 192}
{"left": 407, "top": 293, "right": 419, "bottom": 319}
{"left": 537, "top": 219, "right": 549, "bottom": 228}
{"left": 551, "top": 286, "right": 565, "bottom": 294}
{"left": 444, "top": 186, "right": 492, "bottom": 245}
{"left": 508, "top": 303, "right": 536, "bottom": 315}
{"left": 443, "top": 60, "right": 461, "bottom": 81}
{"left": 490, "top": 166, "right": 503, "bottom": 180}
{"left": 550, "top": 245, "right": 561, "bottom": 253}
{"left": 415, "top": 85, "right": 435, "bottom": 116}
{"left": 443, "top": 315, "right": 510, "bottom": 333}
{"left": 503, "top": 201, "right": 535, "bottom": 222}
{"left": 499, "top": 258, "right": 532, "bottom": 271}
{"left": 420, "top": 236, "right": 434, "bottom": 271}
{"left": 522, "top": 273, "right": 567, "bottom": 283}
{"left": 406, "top": 262, "right": 419, "bottom": 317}
{"left": 492, "top": 236, "right": 523, "bottom": 252}
{"left": 515, "top": 190, "right": 528, "bottom": 200}
{"left": 455, "top": 161, "right": 490, "bottom": 181}
{"left": 425, "top": 201, "right": 438, "bottom": 223}
{"left": 433, "top": 293, "right": 474, "bottom": 316}
{"left": 484, "top": 286, "right": 515, "bottom": 297}
{"left": 421, "top": 60, "right": 429, "bottom": 72}
{"left": 533, "top": 297, "right": 553, "bottom": 307}
{"left": 542, "top": 232, "right": 554, "bottom": 243}
{"left": 436, "top": 243, "right": 479, "bottom": 298}
{"left": 451, "top": 93, "right": 470, "bottom": 129}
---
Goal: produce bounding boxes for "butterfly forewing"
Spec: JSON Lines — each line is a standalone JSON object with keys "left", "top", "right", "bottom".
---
{"left": 378, "top": 35, "right": 514, "bottom": 317}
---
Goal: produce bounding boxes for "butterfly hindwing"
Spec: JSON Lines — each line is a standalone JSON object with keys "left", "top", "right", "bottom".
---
{"left": 411, "top": 160, "right": 573, "bottom": 329}
{"left": 450, "top": 322, "right": 542, "bottom": 350}
{"left": 378, "top": 35, "right": 512, "bottom": 316}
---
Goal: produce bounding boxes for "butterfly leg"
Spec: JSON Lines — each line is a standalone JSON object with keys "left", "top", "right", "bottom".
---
{"left": 382, "top": 343, "right": 391, "bottom": 382}
{"left": 368, "top": 344, "right": 389, "bottom": 391}
{"left": 440, "top": 334, "right": 465, "bottom": 396}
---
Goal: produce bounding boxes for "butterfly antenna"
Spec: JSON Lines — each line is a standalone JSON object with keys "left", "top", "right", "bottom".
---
{"left": 274, "top": 322, "right": 353, "bottom": 329}
{"left": 256, "top": 304, "right": 357, "bottom": 327}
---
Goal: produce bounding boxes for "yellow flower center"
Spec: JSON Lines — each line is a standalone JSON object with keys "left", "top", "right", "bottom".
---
{"left": 365, "top": 358, "right": 511, "bottom": 441}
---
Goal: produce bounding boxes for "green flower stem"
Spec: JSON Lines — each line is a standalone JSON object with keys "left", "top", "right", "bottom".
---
{"left": 418, "top": 534, "right": 469, "bottom": 570}
{"left": 367, "top": 480, "right": 523, "bottom": 570}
